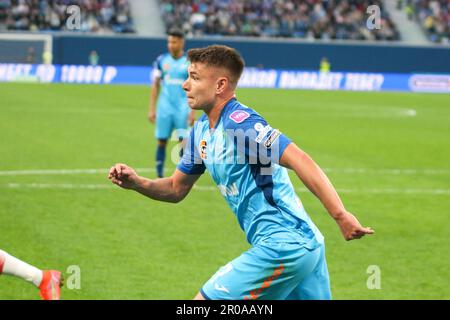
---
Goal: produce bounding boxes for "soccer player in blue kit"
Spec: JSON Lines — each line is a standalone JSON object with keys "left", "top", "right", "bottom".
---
{"left": 110, "top": 45, "right": 374, "bottom": 300}
{"left": 148, "top": 28, "right": 195, "bottom": 178}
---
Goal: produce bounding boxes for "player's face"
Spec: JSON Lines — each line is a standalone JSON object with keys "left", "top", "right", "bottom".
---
{"left": 183, "top": 62, "right": 218, "bottom": 111}
{"left": 167, "top": 36, "right": 184, "bottom": 57}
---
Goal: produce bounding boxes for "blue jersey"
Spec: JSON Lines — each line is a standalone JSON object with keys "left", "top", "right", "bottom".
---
{"left": 152, "top": 53, "right": 189, "bottom": 114}
{"left": 177, "top": 98, "right": 324, "bottom": 249}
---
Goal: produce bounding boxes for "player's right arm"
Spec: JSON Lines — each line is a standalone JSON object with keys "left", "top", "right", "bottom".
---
{"left": 108, "top": 164, "right": 200, "bottom": 203}
{"left": 148, "top": 55, "right": 163, "bottom": 123}
{"left": 148, "top": 78, "right": 160, "bottom": 123}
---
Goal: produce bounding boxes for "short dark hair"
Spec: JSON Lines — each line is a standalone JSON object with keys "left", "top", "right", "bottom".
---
{"left": 187, "top": 45, "right": 245, "bottom": 85}
{"left": 167, "top": 27, "right": 184, "bottom": 39}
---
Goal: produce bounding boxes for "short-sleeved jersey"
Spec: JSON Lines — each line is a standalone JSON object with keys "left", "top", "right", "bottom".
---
{"left": 177, "top": 98, "right": 324, "bottom": 248}
{"left": 152, "top": 53, "right": 189, "bottom": 114}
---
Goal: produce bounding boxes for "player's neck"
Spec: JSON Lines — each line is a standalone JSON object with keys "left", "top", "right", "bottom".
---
{"left": 205, "top": 94, "right": 236, "bottom": 129}
{"left": 171, "top": 51, "right": 184, "bottom": 59}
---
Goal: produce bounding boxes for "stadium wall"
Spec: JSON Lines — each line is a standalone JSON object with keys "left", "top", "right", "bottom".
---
{"left": 52, "top": 35, "right": 450, "bottom": 73}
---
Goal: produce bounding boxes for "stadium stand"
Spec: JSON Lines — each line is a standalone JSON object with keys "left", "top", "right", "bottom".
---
{"left": 412, "top": 0, "right": 449, "bottom": 43}
{"left": 159, "top": 0, "right": 401, "bottom": 41}
{"left": 0, "top": 0, "right": 135, "bottom": 33}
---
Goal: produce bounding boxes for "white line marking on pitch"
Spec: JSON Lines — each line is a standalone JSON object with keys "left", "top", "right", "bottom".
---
{"left": 0, "top": 167, "right": 449, "bottom": 176}
{"left": 2, "top": 183, "right": 449, "bottom": 195}
{"left": 0, "top": 168, "right": 154, "bottom": 176}
{"left": 5, "top": 183, "right": 114, "bottom": 189}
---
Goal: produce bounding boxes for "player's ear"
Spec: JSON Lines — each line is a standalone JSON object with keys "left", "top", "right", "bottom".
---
{"left": 216, "top": 77, "right": 228, "bottom": 94}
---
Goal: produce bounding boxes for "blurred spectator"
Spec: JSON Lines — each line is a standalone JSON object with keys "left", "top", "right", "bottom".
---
{"left": 160, "top": 0, "right": 400, "bottom": 41}
{"left": 413, "top": 0, "right": 449, "bottom": 43}
{"left": 0, "top": 0, "right": 135, "bottom": 34}
{"left": 25, "top": 45, "right": 35, "bottom": 63}
{"left": 89, "top": 50, "right": 99, "bottom": 65}
{"left": 42, "top": 49, "right": 52, "bottom": 64}
{"left": 320, "top": 57, "right": 331, "bottom": 72}
{"left": 405, "top": 1, "right": 415, "bottom": 20}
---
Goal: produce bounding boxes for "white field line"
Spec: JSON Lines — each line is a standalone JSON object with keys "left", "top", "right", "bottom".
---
{"left": 5, "top": 183, "right": 115, "bottom": 189}
{"left": 2, "top": 182, "right": 449, "bottom": 195}
{"left": 322, "top": 168, "right": 450, "bottom": 175}
{"left": 263, "top": 106, "right": 418, "bottom": 118}
{"left": 0, "top": 167, "right": 449, "bottom": 176}
{"left": 0, "top": 168, "right": 154, "bottom": 176}
{"left": 193, "top": 185, "right": 450, "bottom": 195}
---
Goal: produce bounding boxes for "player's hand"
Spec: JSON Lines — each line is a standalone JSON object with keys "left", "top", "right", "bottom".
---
{"left": 108, "top": 163, "right": 140, "bottom": 190}
{"left": 148, "top": 110, "right": 156, "bottom": 124}
{"left": 334, "top": 211, "right": 374, "bottom": 241}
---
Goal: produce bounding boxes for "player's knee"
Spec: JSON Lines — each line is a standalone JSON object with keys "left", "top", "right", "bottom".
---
{"left": 158, "top": 139, "right": 168, "bottom": 147}
{"left": 193, "top": 292, "right": 206, "bottom": 300}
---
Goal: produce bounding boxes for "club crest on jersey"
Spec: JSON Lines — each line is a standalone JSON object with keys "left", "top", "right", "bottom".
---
{"left": 199, "top": 139, "right": 207, "bottom": 160}
{"left": 229, "top": 110, "right": 250, "bottom": 123}
{"left": 163, "top": 63, "right": 170, "bottom": 71}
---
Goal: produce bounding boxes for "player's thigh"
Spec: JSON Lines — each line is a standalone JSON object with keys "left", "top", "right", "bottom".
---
{"left": 200, "top": 243, "right": 321, "bottom": 300}
{"left": 155, "top": 112, "right": 175, "bottom": 140}
{"left": 285, "top": 244, "right": 331, "bottom": 300}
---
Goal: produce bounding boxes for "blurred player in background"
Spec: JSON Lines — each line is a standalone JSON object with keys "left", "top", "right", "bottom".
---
{"left": 0, "top": 249, "right": 62, "bottom": 300}
{"left": 111, "top": 45, "right": 374, "bottom": 300}
{"left": 148, "top": 28, "right": 195, "bottom": 178}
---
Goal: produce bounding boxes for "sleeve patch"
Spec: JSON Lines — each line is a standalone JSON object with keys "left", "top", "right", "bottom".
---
{"left": 229, "top": 110, "right": 250, "bottom": 123}
{"left": 255, "top": 125, "right": 273, "bottom": 143}
{"left": 263, "top": 129, "right": 281, "bottom": 148}
{"left": 152, "top": 68, "right": 162, "bottom": 80}
{"left": 254, "top": 125, "right": 281, "bottom": 148}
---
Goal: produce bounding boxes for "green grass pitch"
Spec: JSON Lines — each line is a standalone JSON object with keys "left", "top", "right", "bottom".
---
{"left": 0, "top": 83, "right": 449, "bottom": 299}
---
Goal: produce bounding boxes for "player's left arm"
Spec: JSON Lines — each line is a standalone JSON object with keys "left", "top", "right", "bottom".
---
{"left": 279, "top": 143, "right": 374, "bottom": 241}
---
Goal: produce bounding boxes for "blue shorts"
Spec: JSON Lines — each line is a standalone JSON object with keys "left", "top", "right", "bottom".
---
{"left": 200, "top": 242, "right": 331, "bottom": 300}
{"left": 155, "top": 109, "right": 189, "bottom": 140}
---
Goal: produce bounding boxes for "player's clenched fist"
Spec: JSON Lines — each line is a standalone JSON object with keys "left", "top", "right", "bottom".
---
{"left": 108, "top": 163, "right": 140, "bottom": 190}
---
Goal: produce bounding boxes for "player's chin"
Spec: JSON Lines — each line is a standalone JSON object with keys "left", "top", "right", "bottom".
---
{"left": 187, "top": 99, "right": 200, "bottom": 110}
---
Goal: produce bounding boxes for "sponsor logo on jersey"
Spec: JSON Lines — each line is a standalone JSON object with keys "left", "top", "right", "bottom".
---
{"left": 229, "top": 110, "right": 250, "bottom": 123}
{"left": 164, "top": 75, "right": 185, "bottom": 85}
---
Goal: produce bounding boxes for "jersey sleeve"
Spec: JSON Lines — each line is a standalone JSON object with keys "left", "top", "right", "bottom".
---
{"left": 177, "top": 127, "right": 206, "bottom": 175}
{"left": 230, "top": 111, "right": 292, "bottom": 165}
{"left": 151, "top": 55, "right": 163, "bottom": 81}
